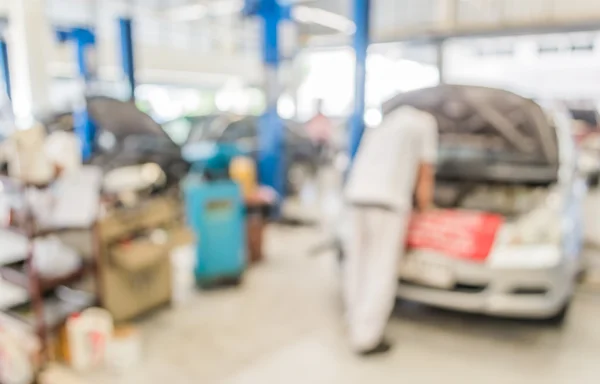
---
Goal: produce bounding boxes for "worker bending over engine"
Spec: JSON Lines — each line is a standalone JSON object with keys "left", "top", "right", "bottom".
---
{"left": 343, "top": 106, "right": 438, "bottom": 355}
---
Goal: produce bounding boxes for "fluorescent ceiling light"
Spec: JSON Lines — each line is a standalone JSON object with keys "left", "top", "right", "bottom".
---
{"left": 165, "top": 0, "right": 241, "bottom": 21}
{"left": 292, "top": 6, "right": 355, "bottom": 34}
{"left": 364, "top": 108, "right": 382, "bottom": 127}
{"left": 166, "top": 4, "right": 207, "bottom": 21}
{"left": 211, "top": 0, "right": 244, "bottom": 15}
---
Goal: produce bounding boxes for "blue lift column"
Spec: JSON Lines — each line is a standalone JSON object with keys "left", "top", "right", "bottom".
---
{"left": 0, "top": 39, "right": 12, "bottom": 101}
{"left": 118, "top": 18, "right": 136, "bottom": 102}
{"left": 348, "top": 0, "right": 370, "bottom": 160}
{"left": 243, "top": 0, "right": 291, "bottom": 199}
{"left": 55, "top": 27, "right": 97, "bottom": 160}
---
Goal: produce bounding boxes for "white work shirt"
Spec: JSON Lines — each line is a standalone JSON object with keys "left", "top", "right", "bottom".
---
{"left": 345, "top": 106, "right": 438, "bottom": 212}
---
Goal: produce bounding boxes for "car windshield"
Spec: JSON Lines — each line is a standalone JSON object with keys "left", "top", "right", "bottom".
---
{"left": 202, "top": 116, "right": 257, "bottom": 141}
{"left": 163, "top": 118, "right": 192, "bottom": 145}
{"left": 185, "top": 116, "right": 220, "bottom": 144}
{"left": 188, "top": 115, "right": 310, "bottom": 148}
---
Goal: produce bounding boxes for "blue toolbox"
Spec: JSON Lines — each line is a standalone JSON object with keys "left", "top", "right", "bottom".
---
{"left": 182, "top": 142, "right": 248, "bottom": 287}
{"left": 183, "top": 176, "right": 246, "bottom": 287}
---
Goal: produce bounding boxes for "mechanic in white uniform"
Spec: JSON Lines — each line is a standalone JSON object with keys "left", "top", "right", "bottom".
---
{"left": 343, "top": 106, "right": 438, "bottom": 355}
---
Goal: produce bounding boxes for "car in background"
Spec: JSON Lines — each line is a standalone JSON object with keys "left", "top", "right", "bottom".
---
{"left": 87, "top": 96, "right": 190, "bottom": 188}
{"left": 161, "top": 115, "right": 220, "bottom": 146}
{"left": 564, "top": 108, "right": 600, "bottom": 187}
{"left": 182, "top": 114, "right": 320, "bottom": 195}
{"left": 42, "top": 96, "right": 190, "bottom": 189}
{"left": 576, "top": 135, "right": 600, "bottom": 187}
{"left": 338, "top": 85, "right": 586, "bottom": 323}
{"left": 571, "top": 118, "right": 600, "bottom": 188}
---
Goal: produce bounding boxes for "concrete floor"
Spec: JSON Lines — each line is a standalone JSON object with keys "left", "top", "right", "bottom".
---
{"left": 74, "top": 174, "right": 600, "bottom": 383}
{"left": 77, "top": 221, "right": 600, "bottom": 384}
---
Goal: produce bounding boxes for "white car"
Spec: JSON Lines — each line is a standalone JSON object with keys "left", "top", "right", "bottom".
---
{"left": 341, "top": 85, "right": 586, "bottom": 323}
{"left": 578, "top": 132, "right": 600, "bottom": 187}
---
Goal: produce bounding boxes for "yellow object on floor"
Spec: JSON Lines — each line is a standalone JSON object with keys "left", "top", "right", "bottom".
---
{"left": 229, "top": 156, "right": 257, "bottom": 198}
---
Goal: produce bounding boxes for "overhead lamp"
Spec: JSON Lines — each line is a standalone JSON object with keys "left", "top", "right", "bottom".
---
{"left": 165, "top": 0, "right": 241, "bottom": 21}
{"left": 292, "top": 6, "right": 356, "bottom": 34}
{"left": 277, "top": 94, "right": 296, "bottom": 119}
{"left": 211, "top": 0, "right": 244, "bottom": 15}
{"left": 166, "top": 4, "right": 208, "bottom": 21}
{"left": 364, "top": 108, "right": 382, "bottom": 127}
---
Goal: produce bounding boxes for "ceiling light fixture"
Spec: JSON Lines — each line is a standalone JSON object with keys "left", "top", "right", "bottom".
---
{"left": 211, "top": 0, "right": 244, "bottom": 15}
{"left": 292, "top": 6, "right": 356, "bottom": 34}
{"left": 166, "top": 4, "right": 208, "bottom": 22}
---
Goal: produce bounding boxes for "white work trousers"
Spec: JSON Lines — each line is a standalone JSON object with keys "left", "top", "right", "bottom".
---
{"left": 343, "top": 205, "right": 408, "bottom": 351}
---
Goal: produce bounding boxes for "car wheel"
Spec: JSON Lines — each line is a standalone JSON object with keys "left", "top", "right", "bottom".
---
{"left": 543, "top": 302, "right": 570, "bottom": 326}
{"left": 588, "top": 173, "right": 600, "bottom": 188}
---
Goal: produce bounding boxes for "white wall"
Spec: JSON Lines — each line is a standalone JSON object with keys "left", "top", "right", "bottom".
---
{"left": 373, "top": 0, "right": 600, "bottom": 41}
{"left": 445, "top": 32, "right": 600, "bottom": 100}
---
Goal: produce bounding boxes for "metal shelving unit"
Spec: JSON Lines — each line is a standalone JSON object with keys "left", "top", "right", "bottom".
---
{"left": 0, "top": 177, "right": 101, "bottom": 364}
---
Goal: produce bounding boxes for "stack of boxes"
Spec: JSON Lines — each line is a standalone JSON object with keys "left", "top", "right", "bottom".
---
{"left": 98, "top": 197, "right": 193, "bottom": 322}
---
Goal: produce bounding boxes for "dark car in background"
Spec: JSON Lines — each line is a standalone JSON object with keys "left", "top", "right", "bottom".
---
{"left": 161, "top": 114, "right": 220, "bottom": 146}
{"left": 42, "top": 100, "right": 319, "bottom": 195}
{"left": 183, "top": 114, "right": 320, "bottom": 195}
{"left": 87, "top": 96, "right": 190, "bottom": 187}
{"left": 42, "top": 96, "right": 190, "bottom": 189}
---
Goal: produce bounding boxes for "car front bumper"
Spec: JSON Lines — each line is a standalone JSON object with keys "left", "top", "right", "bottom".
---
{"left": 397, "top": 248, "right": 576, "bottom": 319}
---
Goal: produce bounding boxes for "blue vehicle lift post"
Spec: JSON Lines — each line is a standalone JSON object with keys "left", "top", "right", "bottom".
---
{"left": 348, "top": 0, "right": 370, "bottom": 161}
{"left": 118, "top": 17, "right": 136, "bottom": 102}
{"left": 0, "top": 39, "right": 12, "bottom": 101}
{"left": 55, "top": 27, "right": 97, "bottom": 160}
{"left": 243, "top": 0, "right": 291, "bottom": 199}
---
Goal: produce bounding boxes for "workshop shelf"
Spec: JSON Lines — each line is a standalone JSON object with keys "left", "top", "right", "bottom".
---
{"left": 0, "top": 260, "right": 91, "bottom": 293}
{"left": 3, "top": 288, "right": 96, "bottom": 332}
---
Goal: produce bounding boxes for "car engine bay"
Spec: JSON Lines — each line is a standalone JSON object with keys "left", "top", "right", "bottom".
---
{"left": 434, "top": 182, "right": 552, "bottom": 218}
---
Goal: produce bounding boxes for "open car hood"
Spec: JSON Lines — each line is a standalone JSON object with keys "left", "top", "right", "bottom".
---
{"left": 383, "top": 85, "right": 559, "bottom": 170}
{"left": 86, "top": 96, "right": 188, "bottom": 188}
{"left": 87, "top": 96, "right": 166, "bottom": 137}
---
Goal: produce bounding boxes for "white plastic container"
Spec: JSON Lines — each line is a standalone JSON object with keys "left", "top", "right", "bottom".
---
{"left": 170, "top": 245, "right": 196, "bottom": 305}
{"left": 106, "top": 326, "right": 142, "bottom": 372}
{"left": 65, "top": 308, "right": 113, "bottom": 372}
{"left": 0, "top": 327, "right": 35, "bottom": 384}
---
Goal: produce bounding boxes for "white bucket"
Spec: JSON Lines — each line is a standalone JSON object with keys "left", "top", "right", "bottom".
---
{"left": 0, "top": 328, "right": 35, "bottom": 384}
{"left": 106, "top": 326, "right": 142, "bottom": 372}
{"left": 170, "top": 245, "right": 196, "bottom": 305}
{"left": 66, "top": 308, "right": 113, "bottom": 372}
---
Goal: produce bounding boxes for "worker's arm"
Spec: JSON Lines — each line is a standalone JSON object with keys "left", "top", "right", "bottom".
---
{"left": 415, "top": 162, "right": 435, "bottom": 212}
{"left": 415, "top": 112, "right": 438, "bottom": 212}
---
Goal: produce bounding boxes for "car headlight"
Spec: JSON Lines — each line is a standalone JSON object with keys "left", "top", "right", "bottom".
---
{"left": 501, "top": 220, "right": 561, "bottom": 245}
{"left": 490, "top": 207, "right": 564, "bottom": 269}
{"left": 499, "top": 192, "right": 563, "bottom": 246}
